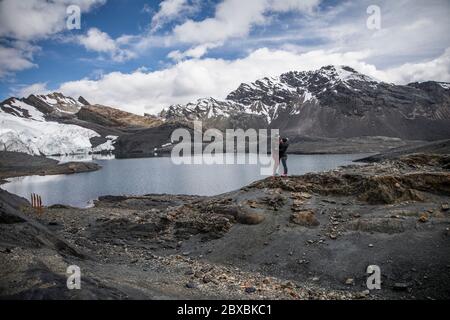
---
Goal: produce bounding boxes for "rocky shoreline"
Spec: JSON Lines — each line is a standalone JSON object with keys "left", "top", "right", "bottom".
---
{"left": 356, "top": 139, "right": 450, "bottom": 163}
{"left": 0, "top": 151, "right": 101, "bottom": 183}
{"left": 1, "top": 152, "right": 449, "bottom": 300}
{"left": 287, "top": 136, "right": 422, "bottom": 155}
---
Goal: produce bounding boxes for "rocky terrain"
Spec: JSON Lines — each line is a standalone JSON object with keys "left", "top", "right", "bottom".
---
{"left": 1, "top": 153, "right": 449, "bottom": 300}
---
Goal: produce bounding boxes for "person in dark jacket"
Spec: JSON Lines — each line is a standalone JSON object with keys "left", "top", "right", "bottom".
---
{"left": 279, "top": 137, "right": 289, "bottom": 176}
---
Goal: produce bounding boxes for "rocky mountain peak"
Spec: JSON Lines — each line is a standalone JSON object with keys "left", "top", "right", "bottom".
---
{"left": 0, "top": 97, "right": 46, "bottom": 121}
{"left": 317, "top": 65, "right": 379, "bottom": 83}
{"left": 160, "top": 97, "right": 242, "bottom": 120}
{"left": 31, "top": 92, "right": 83, "bottom": 114}
{"left": 227, "top": 65, "right": 381, "bottom": 108}
{"left": 0, "top": 92, "right": 85, "bottom": 122}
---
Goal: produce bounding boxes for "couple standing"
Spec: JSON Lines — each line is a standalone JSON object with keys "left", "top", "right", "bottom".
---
{"left": 272, "top": 136, "right": 289, "bottom": 177}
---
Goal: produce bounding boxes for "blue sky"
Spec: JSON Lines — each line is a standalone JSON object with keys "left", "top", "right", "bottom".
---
{"left": 1, "top": 1, "right": 171, "bottom": 94}
{"left": 1, "top": 0, "right": 449, "bottom": 114}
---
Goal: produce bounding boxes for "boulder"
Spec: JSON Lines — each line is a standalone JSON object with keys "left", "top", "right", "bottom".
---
{"left": 236, "top": 206, "right": 265, "bottom": 225}
{"left": 290, "top": 210, "right": 320, "bottom": 227}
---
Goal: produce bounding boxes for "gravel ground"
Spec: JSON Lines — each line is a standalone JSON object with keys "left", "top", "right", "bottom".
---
{"left": 1, "top": 153, "right": 449, "bottom": 300}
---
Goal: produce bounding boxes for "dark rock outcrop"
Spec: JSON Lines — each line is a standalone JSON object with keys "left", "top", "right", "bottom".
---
{"left": 76, "top": 104, "right": 163, "bottom": 129}
{"left": 114, "top": 122, "right": 193, "bottom": 158}
{"left": 0, "top": 151, "right": 101, "bottom": 180}
{"left": 78, "top": 96, "right": 90, "bottom": 106}
{"left": 357, "top": 139, "right": 450, "bottom": 163}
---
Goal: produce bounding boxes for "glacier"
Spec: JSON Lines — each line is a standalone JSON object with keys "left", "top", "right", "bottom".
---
{"left": 0, "top": 98, "right": 115, "bottom": 156}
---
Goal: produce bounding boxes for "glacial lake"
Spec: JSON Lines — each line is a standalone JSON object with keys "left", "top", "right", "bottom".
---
{"left": 3, "top": 154, "right": 371, "bottom": 208}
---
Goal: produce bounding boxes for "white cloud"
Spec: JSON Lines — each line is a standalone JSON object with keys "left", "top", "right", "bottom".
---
{"left": 172, "top": 0, "right": 320, "bottom": 44}
{"left": 30, "top": 46, "right": 448, "bottom": 116}
{"left": 288, "top": 0, "right": 450, "bottom": 68}
{"left": 78, "top": 28, "right": 116, "bottom": 53}
{"left": 151, "top": 0, "right": 200, "bottom": 32}
{"left": 135, "top": 0, "right": 321, "bottom": 55}
{"left": 0, "top": 0, "right": 106, "bottom": 40}
{"left": 168, "top": 42, "right": 222, "bottom": 61}
{"left": 163, "top": 0, "right": 450, "bottom": 69}
{"left": 382, "top": 48, "right": 450, "bottom": 84}
{"left": 12, "top": 82, "right": 50, "bottom": 98}
{"left": 0, "top": 42, "right": 39, "bottom": 78}
{"left": 268, "top": 0, "right": 321, "bottom": 13}
{"left": 0, "top": 0, "right": 107, "bottom": 78}
{"left": 76, "top": 28, "right": 136, "bottom": 62}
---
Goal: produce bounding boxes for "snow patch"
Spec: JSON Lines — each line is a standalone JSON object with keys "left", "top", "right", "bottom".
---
{"left": 93, "top": 135, "right": 118, "bottom": 153}
{"left": 3, "top": 99, "right": 45, "bottom": 121}
{"left": 438, "top": 82, "right": 450, "bottom": 89}
{"left": 36, "top": 93, "right": 83, "bottom": 114}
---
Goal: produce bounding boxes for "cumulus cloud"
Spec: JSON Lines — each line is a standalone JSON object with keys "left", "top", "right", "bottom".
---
{"left": 168, "top": 42, "right": 222, "bottom": 61}
{"left": 382, "top": 48, "right": 450, "bottom": 84}
{"left": 163, "top": 0, "right": 450, "bottom": 69}
{"left": 172, "top": 0, "right": 320, "bottom": 44}
{"left": 280, "top": 0, "right": 450, "bottom": 68}
{"left": 0, "top": 42, "right": 39, "bottom": 78}
{"left": 153, "top": 0, "right": 321, "bottom": 59}
{"left": 76, "top": 28, "right": 136, "bottom": 62}
{"left": 78, "top": 28, "right": 116, "bottom": 53}
{"left": 0, "top": 0, "right": 107, "bottom": 77}
{"left": 268, "top": 0, "right": 320, "bottom": 12}
{"left": 151, "top": 0, "right": 200, "bottom": 32}
{"left": 27, "top": 46, "right": 447, "bottom": 116}
{"left": 0, "top": 0, "right": 106, "bottom": 41}
{"left": 12, "top": 82, "right": 50, "bottom": 98}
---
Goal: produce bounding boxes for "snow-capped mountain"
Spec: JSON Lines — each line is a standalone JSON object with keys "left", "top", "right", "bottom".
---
{"left": 160, "top": 65, "right": 450, "bottom": 140}
{"left": 161, "top": 97, "right": 281, "bottom": 126}
{"left": 161, "top": 97, "right": 245, "bottom": 120}
{"left": 0, "top": 94, "right": 116, "bottom": 156}
{"left": 227, "top": 65, "right": 379, "bottom": 117}
{"left": 159, "top": 98, "right": 268, "bottom": 130}
{"left": 1, "top": 93, "right": 88, "bottom": 121}
{"left": 161, "top": 66, "right": 381, "bottom": 124}
{"left": 34, "top": 92, "right": 85, "bottom": 114}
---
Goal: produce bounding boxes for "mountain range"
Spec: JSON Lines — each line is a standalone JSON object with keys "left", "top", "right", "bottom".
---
{"left": 161, "top": 65, "right": 450, "bottom": 140}
{"left": 1, "top": 65, "right": 450, "bottom": 157}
